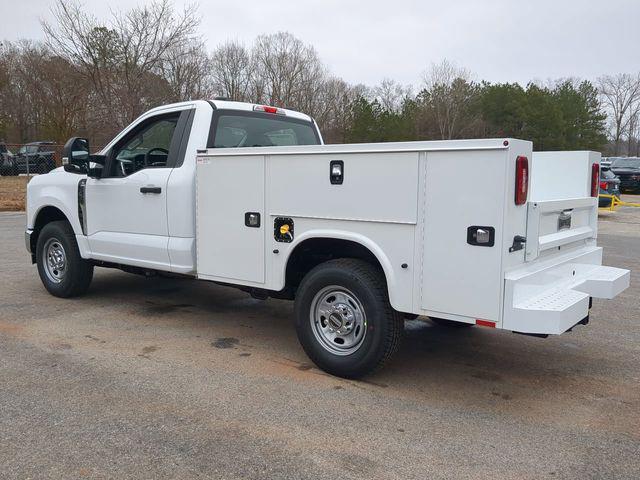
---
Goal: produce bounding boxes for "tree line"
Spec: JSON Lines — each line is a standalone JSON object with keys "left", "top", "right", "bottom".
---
{"left": 0, "top": 0, "right": 638, "bottom": 155}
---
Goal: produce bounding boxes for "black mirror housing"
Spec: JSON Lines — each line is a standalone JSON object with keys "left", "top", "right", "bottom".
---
{"left": 62, "top": 137, "right": 90, "bottom": 174}
{"left": 87, "top": 154, "right": 106, "bottom": 179}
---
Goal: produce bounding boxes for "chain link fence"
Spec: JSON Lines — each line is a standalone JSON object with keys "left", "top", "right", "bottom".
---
{"left": 0, "top": 143, "right": 65, "bottom": 177}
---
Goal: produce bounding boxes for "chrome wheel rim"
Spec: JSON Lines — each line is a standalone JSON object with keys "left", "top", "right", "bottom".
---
{"left": 310, "top": 286, "right": 367, "bottom": 356}
{"left": 43, "top": 237, "right": 66, "bottom": 284}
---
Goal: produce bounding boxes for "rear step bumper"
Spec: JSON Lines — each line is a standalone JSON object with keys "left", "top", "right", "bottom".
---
{"left": 503, "top": 246, "right": 630, "bottom": 335}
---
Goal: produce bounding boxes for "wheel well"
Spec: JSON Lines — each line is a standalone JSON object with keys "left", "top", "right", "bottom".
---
{"left": 285, "top": 238, "right": 386, "bottom": 292}
{"left": 30, "top": 206, "right": 69, "bottom": 255}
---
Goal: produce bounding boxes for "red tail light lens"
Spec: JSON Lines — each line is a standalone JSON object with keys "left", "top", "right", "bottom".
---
{"left": 253, "top": 105, "right": 284, "bottom": 115}
{"left": 515, "top": 156, "right": 529, "bottom": 205}
{"left": 591, "top": 163, "right": 600, "bottom": 197}
{"left": 599, "top": 181, "right": 608, "bottom": 190}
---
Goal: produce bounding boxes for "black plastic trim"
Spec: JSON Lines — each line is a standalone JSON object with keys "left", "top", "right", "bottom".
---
{"left": 77, "top": 178, "right": 87, "bottom": 235}
{"left": 174, "top": 109, "right": 195, "bottom": 168}
{"left": 330, "top": 160, "right": 344, "bottom": 184}
{"left": 244, "top": 212, "right": 261, "bottom": 228}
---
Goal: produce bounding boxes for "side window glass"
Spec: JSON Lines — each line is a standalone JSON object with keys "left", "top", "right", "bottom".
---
{"left": 111, "top": 115, "right": 178, "bottom": 177}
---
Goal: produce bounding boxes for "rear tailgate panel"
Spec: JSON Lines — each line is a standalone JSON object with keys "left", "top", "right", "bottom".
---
{"left": 525, "top": 197, "right": 598, "bottom": 262}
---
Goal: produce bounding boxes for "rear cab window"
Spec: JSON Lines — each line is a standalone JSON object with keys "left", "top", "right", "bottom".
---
{"left": 209, "top": 110, "right": 320, "bottom": 148}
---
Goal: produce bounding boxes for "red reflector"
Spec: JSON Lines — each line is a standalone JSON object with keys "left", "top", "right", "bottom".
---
{"left": 591, "top": 163, "right": 600, "bottom": 197}
{"left": 515, "top": 156, "right": 529, "bottom": 205}
{"left": 599, "top": 181, "right": 607, "bottom": 190}
{"left": 476, "top": 319, "right": 496, "bottom": 328}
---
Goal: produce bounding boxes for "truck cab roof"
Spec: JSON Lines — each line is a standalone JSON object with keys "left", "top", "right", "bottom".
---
{"left": 142, "top": 99, "right": 315, "bottom": 124}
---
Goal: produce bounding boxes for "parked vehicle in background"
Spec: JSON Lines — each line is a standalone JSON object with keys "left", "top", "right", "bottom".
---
{"left": 599, "top": 167, "right": 621, "bottom": 207}
{"left": 610, "top": 157, "right": 640, "bottom": 193}
{"left": 600, "top": 157, "right": 613, "bottom": 168}
{"left": 0, "top": 142, "right": 15, "bottom": 176}
{"left": 13, "top": 141, "right": 57, "bottom": 174}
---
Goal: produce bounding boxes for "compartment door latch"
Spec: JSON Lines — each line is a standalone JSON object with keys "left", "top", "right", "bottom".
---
{"left": 509, "top": 235, "right": 526, "bottom": 252}
{"left": 330, "top": 160, "right": 344, "bottom": 184}
{"left": 467, "top": 226, "right": 495, "bottom": 247}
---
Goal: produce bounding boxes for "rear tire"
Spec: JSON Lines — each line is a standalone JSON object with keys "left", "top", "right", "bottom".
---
{"left": 36, "top": 220, "right": 93, "bottom": 298}
{"left": 294, "top": 259, "right": 403, "bottom": 378}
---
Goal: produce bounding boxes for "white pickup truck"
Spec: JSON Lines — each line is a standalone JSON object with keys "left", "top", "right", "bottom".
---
{"left": 26, "top": 99, "right": 630, "bottom": 378}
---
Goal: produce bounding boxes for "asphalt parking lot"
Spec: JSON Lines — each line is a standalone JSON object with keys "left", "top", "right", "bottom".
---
{"left": 1, "top": 204, "right": 639, "bottom": 480}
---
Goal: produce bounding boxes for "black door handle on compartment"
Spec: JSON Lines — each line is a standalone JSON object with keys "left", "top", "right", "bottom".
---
{"left": 140, "top": 186, "right": 161, "bottom": 194}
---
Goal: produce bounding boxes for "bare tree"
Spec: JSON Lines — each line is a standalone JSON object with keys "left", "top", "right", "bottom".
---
{"left": 252, "top": 32, "right": 326, "bottom": 110}
{"left": 373, "top": 78, "right": 412, "bottom": 113}
{"left": 161, "top": 40, "right": 214, "bottom": 102}
{"left": 316, "top": 79, "right": 367, "bottom": 143}
{"left": 209, "top": 41, "right": 253, "bottom": 101}
{"left": 0, "top": 40, "right": 91, "bottom": 144}
{"left": 42, "top": 0, "right": 201, "bottom": 136}
{"left": 422, "top": 59, "right": 478, "bottom": 139}
{"left": 597, "top": 73, "right": 640, "bottom": 155}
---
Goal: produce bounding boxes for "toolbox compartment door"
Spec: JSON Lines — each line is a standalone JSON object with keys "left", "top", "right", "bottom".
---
{"left": 196, "top": 155, "right": 265, "bottom": 284}
{"left": 420, "top": 149, "right": 506, "bottom": 321}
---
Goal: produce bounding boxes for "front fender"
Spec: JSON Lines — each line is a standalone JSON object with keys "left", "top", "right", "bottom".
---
{"left": 27, "top": 171, "right": 83, "bottom": 234}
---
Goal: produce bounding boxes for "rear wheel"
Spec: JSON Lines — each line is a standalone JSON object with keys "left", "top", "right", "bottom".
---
{"left": 36, "top": 221, "right": 93, "bottom": 298}
{"left": 294, "top": 259, "right": 403, "bottom": 378}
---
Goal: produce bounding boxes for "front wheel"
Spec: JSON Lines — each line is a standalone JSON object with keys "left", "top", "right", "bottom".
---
{"left": 36, "top": 220, "right": 94, "bottom": 298}
{"left": 294, "top": 259, "right": 403, "bottom": 378}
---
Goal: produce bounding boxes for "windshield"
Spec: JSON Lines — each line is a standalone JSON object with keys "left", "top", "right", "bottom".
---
{"left": 612, "top": 158, "right": 640, "bottom": 168}
{"left": 211, "top": 112, "right": 320, "bottom": 148}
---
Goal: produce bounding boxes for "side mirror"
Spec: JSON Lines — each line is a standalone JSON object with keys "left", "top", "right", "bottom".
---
{"left": 62, "top": 137, "right": 90, "bottom": 174}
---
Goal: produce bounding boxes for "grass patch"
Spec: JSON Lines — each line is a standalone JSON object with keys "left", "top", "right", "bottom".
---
{"left": 0, "top": 176, "right": 31, "bottom": 211}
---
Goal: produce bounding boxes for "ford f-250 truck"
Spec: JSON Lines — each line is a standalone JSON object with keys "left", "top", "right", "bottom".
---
{"left": 25, "top": 99, "right": 630, "bottom": 378}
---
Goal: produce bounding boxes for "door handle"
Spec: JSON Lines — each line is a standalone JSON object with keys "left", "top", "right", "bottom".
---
{"left": 140, "top": 186, "right": 161, "bottom": 194}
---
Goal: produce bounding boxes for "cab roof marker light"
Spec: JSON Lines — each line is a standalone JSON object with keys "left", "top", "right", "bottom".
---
{"left": 253, "top": 105, "right": 286, "bottom": 115}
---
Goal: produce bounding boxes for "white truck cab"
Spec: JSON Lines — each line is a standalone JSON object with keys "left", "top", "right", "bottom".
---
{"left": 26, "top": 100, "right": 630, "bottom": 378}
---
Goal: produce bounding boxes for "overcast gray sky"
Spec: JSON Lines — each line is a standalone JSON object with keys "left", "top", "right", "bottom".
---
{"left": 2, "top": 0, "right": 639, "bottom": 88}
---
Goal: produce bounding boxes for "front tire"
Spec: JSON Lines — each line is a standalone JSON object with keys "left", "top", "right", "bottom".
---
{"left": 294, "top": 259, "right": 403, "bottom": 378}
{"left": 36, "top": 221, "right": 93, "bottom": 298}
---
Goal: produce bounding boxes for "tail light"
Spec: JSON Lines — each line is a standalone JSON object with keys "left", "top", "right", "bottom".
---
{"left": 591, "top": 163, "right": 600, "bottom": 197}
{"left": 599, "top": 181, "right": 608, "bottom": 190}
{"left": 253, "top": 105, "right": 285, "bottom": 115}
{"left": 515, "top": 156, "right": 529, "bottom": 205}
